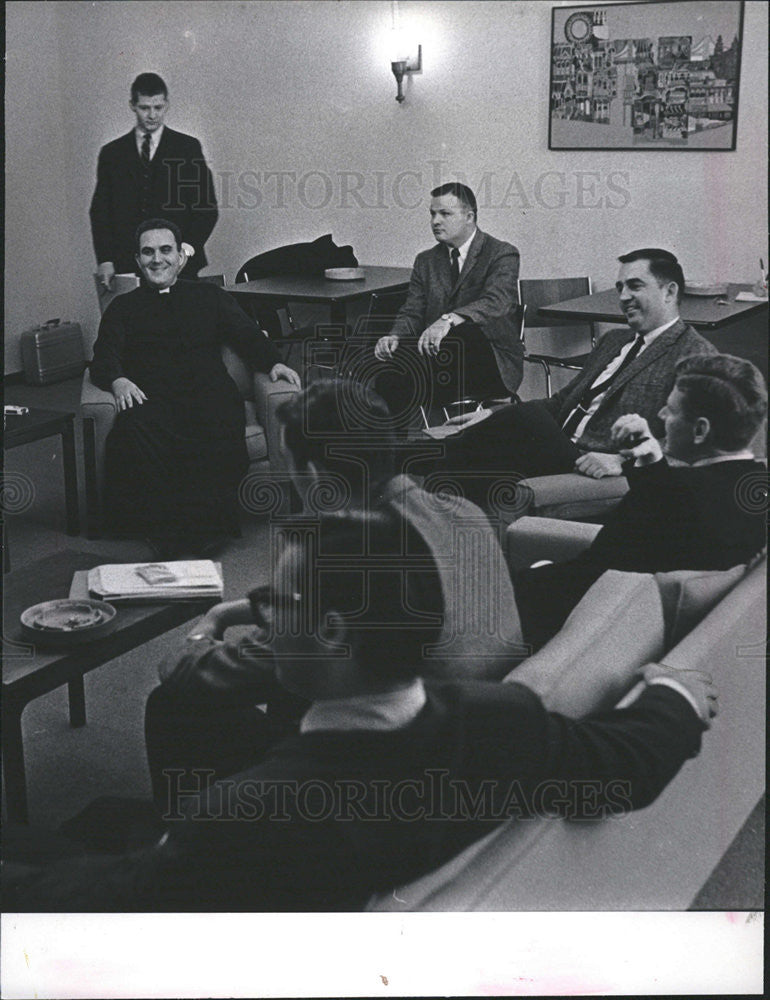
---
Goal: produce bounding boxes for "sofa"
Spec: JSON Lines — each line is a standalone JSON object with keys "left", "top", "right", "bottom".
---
{"left": 368, "top": 516, "right": 766, "bottom": 910}
{"left": 80, "top": 344, "right": 300, "bottom": 537}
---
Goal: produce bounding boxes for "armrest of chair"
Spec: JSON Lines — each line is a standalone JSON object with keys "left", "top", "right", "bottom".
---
{"left": 252, "top": 371, "right": 300, "bottom": 472}
{"left": 506, "top": 515, "right": 601, "bottom": 574}
{"left": 517, "top": 472, "right": 628, "bottom": 522}
{"left": 80, "top": 368, "right": 118, "bottom": 418}
{"left": 80, "top": 369, "right": 118, "bottom": 536}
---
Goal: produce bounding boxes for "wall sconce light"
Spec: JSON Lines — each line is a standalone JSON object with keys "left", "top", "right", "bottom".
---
{"left": 391, "top": 43, "right": 421, "bottom": 103}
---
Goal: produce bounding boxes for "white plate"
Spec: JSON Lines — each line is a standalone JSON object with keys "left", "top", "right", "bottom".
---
{"left": 324, "top": 267, "right": 365, "bottom": 281}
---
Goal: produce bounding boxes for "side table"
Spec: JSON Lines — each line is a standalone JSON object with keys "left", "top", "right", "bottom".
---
{"left": 4, "top": 408, "right": 80, "bottom": 535}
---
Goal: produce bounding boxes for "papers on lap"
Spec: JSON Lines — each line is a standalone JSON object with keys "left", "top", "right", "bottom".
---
{"left": 86, "top": 560, "right": 223, "bottom": 602}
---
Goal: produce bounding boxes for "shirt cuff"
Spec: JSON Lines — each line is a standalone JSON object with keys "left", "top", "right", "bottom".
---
{"left": 646, "top": 676, "right": 702, "bottom": 719}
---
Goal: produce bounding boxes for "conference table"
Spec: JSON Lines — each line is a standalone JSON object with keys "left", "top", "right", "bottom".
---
{"left": 538, "top": 283, "right": 768, "bottom": 377}
{"left": 225, "top": 266, "right": 412, "bottom": 329}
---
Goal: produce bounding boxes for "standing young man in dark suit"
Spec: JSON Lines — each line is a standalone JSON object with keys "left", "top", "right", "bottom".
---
{"left": 90, "top": 73, "right": 218, "bottom": 287}
{"left": 435, "top": 248, "right": 718, "bottom": 501}
{"left": 372, "top": 181, "right": 522, "bottom": 426}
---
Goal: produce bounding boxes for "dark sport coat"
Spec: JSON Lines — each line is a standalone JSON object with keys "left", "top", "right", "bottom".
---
{"left": 90, "top": 126, "right": 218, "bottom": 275}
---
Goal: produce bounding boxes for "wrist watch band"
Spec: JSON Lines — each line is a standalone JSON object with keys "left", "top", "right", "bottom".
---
{"left": 441, "top": 313, "right": 455, "bottom": 326}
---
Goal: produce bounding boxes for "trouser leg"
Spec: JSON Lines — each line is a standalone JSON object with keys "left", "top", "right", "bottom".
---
{"left": 429, "top": 400, "right": 581, "bottom": 509}
{"left": 144, "top": 685, "right": 277, "bottom": 813}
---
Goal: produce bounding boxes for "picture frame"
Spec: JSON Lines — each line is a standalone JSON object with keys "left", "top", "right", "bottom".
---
{"left": 549, "top": 1, "right": 745, "bottom": 150}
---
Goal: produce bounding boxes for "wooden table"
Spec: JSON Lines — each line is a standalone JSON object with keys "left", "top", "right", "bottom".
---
{"left": 2, "top": 550, "right": 217, "bottom": 822}
{"left": 4, "top": 408, "right": 80, "bottom": 535}
{"left": 226, "top": 266, "right": 412, "bottom": 328}
{"left": 538, "top": 284, "right": 768, "bottom": 377}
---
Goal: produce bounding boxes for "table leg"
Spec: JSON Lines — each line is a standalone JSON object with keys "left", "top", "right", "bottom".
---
{"left": 2, "top": 701, "right": 29, "bottom": 824}
{"left": 329, "top": 301, "right": 348, "bottom": 330}
{"left": 61, "top": 418, "right": 80, "bottom": 535}
{"left": 68, "top": 676, "right": 87, "bottom": 728}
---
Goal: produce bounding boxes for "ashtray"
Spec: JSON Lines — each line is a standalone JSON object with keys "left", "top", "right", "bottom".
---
{"left": 324, "top": 267, "right": 365, "bottom": 281}
{"left": 21, "top": 598, "right": 117, "bottom": 647}
{"left": 684, "top": 283, "right": 728, "bottom": 297}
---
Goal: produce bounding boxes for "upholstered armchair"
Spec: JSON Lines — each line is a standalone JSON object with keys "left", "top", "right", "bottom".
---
{"left": 81, "top": 343, "right": 300, "bottom": 537}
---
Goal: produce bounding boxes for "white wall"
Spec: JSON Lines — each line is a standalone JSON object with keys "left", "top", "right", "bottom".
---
{"left": 5, "top": 0, "right": 768, "bottom": 372}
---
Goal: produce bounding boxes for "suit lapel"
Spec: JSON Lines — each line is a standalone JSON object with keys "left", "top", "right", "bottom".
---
{"left": 607, "top": 317, "right": 686, "bottom": 398}
{"left": 154, "top": 125, "right": 174, "bottom": 161}
{"left": 565, "top": 328, "right": 633, "bottom": 403}
{"left": 121, "top": 130, "right": 143, "bottom": 182}
{"left": 451, "top": 229, "right": 484, "bottom": 298}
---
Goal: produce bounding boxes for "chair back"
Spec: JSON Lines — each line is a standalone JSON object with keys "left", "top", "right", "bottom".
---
{"left": 93, "top": 273, "right": 140, "bottom": 315}
{"left": 518, "top": 277, "right": 592, "bottom": 327}
{"left": 358, "top": 288, "right": 409, "bottom": 336}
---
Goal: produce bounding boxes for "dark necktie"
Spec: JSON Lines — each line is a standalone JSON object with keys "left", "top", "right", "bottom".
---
{"left": 140, "top": 133, "right": 153, "bottom": 218}
{"left": 450, "top": 247, "right": 460, "bottom": 285}
{"left": 141, "top": 131, "right": 152, "bottom": 168}
{"left": 562, "top": 333, "right": 646, "bottom": 438}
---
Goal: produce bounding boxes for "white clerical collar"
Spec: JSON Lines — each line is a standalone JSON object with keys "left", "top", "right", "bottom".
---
{"left": 692, "top": 451, "right": 755, "bottom": 467}
{"left": 637, "top": 315, "right": 679, "bottom": 344}
{"left": 300, "top": 677, "right": 427, "bottom": 734}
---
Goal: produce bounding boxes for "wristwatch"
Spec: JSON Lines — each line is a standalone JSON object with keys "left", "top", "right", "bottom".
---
{"left": 187, "top": 633, "right": 212, "bottom": 642}
{"left": 440, "top": 313, "right": 456, "bottom": 326}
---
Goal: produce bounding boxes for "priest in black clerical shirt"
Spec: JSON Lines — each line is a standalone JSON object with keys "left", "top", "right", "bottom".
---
{"left": 89, "top": 218, "right": 300, "bottom": 556}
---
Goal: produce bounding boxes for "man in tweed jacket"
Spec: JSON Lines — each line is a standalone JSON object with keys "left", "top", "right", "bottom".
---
{"left": 373, "top": 182, "right": 522, "bottom": 426}
{"left": 438, "top": 248, "right": 716, "bottom": 490}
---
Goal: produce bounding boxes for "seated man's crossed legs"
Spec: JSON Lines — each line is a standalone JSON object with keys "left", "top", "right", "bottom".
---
{"left": 374, "top": 322, "right": 509, "bottom": 431}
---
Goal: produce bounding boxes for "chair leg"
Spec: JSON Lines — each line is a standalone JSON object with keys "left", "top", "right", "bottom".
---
{"left": 82, "top": 418, "right": 102, "bottom": 539}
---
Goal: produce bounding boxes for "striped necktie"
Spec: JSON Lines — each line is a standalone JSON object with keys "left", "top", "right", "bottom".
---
{"left": 141, "top": 132, "right": 152, "bottom": 169}
{"left": 561, "top": 333, "right": 646, "bottom": 438}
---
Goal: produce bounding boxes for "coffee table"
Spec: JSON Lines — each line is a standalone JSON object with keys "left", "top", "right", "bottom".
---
{"left": 4, "top": 408, "right": 80, "bottom": 535}
{"left": 2, "top": 550, "right": 218, "bottom": 822}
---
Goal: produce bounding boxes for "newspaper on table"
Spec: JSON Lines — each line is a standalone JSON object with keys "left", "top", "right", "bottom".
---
{"left": 87, "top": 560, "right": 223, "bottom": 603}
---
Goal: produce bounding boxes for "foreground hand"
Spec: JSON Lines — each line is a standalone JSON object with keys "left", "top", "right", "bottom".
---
{"left": 111, "top": 376, "right": 147, "bottom": 410}
{"left": 610, "top": 414, "right": 663, "bottom": 466}
{"left": 643, "top": 662, "right": 719, "bottom": 728}
{"left": 187, "top": 599, "right": 253, "bottom": 641}
{"left": 374, "top": 335, "right": 400, "bottom": 361}
{"left": 417, "top": 319, "right": 450, "bottom": 357}
{"left": 269, "top": 363, "right": 302, "bottom": 388}
{"left": 97, "top": 262, "right": 115, "bottom": 290}
{"left": 574, "top": 451, "right": 624, "bottom": 478}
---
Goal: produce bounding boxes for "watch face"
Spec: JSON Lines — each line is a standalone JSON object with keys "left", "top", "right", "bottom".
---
{"left": 565, "top": 11, "right": 593, "bottom": 43}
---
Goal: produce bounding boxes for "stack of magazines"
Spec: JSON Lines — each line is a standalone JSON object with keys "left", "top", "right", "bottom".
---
{"left": 87, "top": 561, "right": 223, "bottom": 603}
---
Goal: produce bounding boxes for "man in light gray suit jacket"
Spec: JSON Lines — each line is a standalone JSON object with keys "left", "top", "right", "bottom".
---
{"left": 373, "top": 182, "right": 522, "bottom": 426}
{"left": 436, "top": 248, "right": 717, "bottom": 501}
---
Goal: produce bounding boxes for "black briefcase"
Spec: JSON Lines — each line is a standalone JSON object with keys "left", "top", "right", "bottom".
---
{"left": 20, "top": 319, "right": 85, "bottom": 385}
